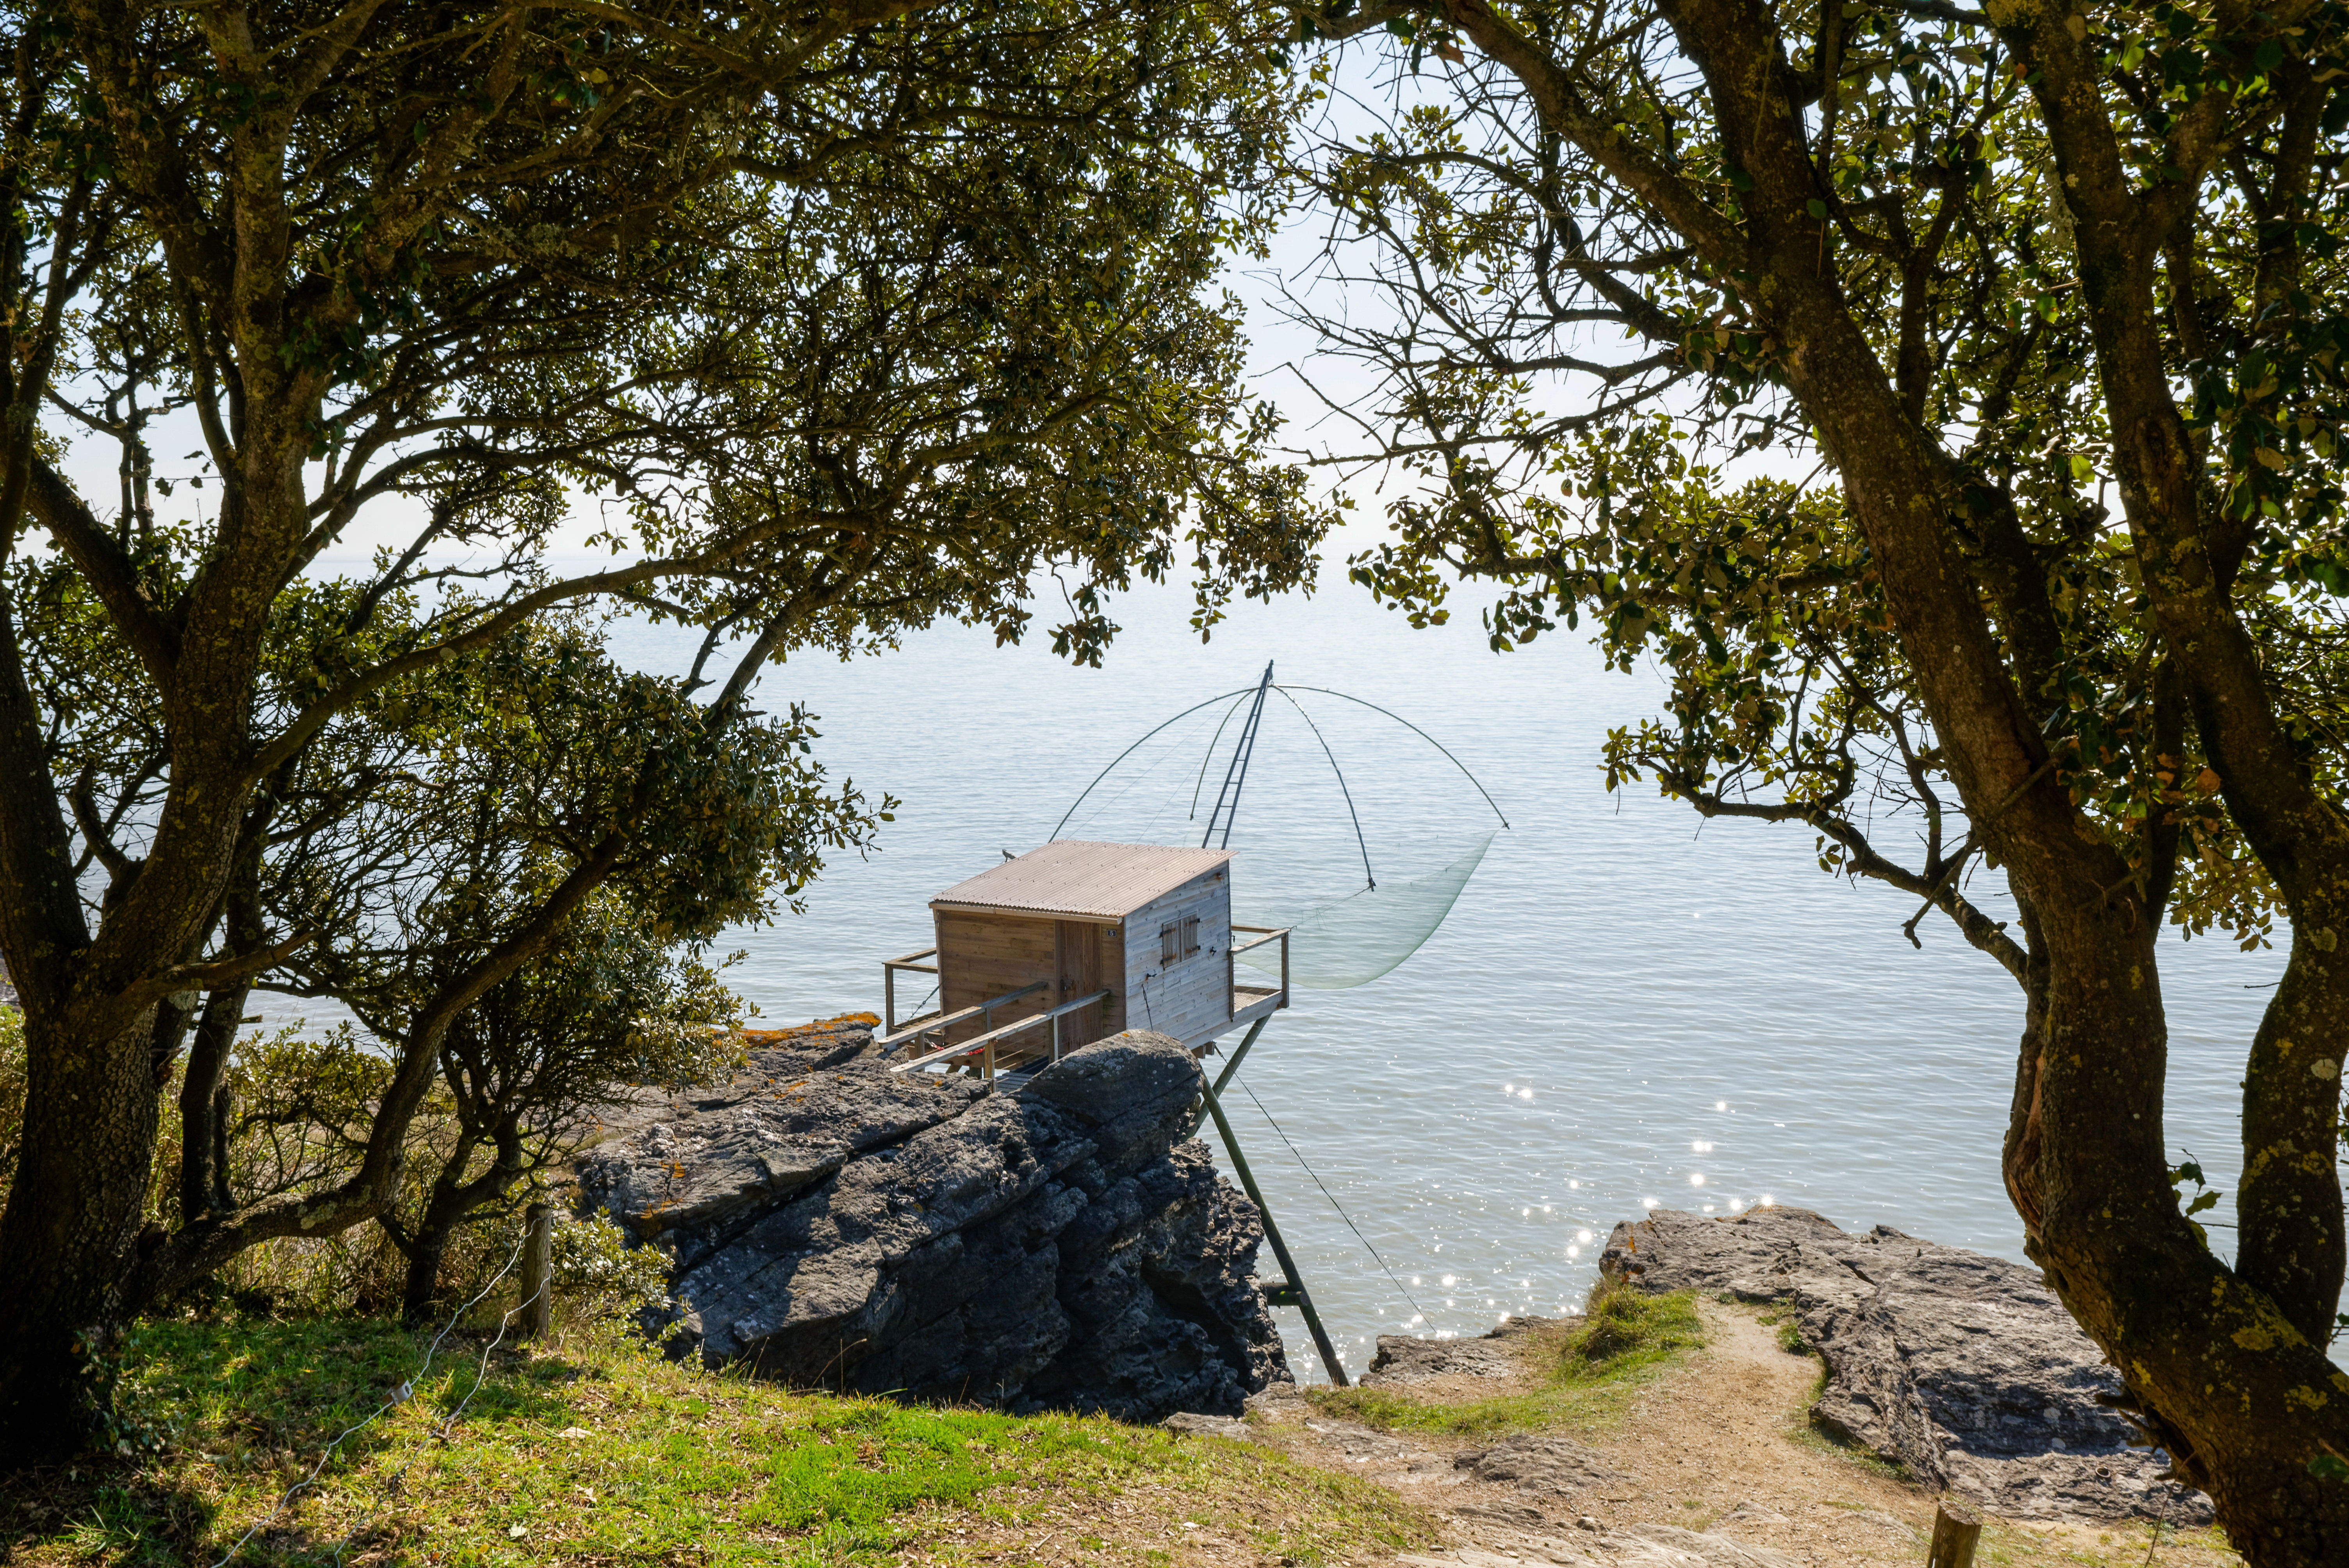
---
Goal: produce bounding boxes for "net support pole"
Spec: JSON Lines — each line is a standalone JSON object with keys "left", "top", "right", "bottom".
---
{"left": 1195, "top": 1063, "right": 1349, "bottom": 1387}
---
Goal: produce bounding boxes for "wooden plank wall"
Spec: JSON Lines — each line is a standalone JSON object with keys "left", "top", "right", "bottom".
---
{"left": 1121, "top": 871, "right": 1233, "bottom": 1044}
{"left": 1100, "top": 923, "right": 1127, "bottom": 1035}
{"left": 935, "top": 910, "right": 1055, "bottom": 1044}
{"left": 1055, "top": 919, "right": 1107, "bottom": 1049}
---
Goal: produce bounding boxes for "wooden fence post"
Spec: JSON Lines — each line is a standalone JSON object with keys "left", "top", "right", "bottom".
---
{"left": 1926, "top": 1497, "right": 1981, "bottom": 1568}
{"left": 520, "top": 1202, "right": 554, "bottom": 1342}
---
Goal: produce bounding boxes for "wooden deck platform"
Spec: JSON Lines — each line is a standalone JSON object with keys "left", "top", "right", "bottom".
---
{"left": 882, "top": 925, "right": 1289, "bottom": 1089}
{"left": 1231, "top": 983, "right": 1283, "bottom": 1032}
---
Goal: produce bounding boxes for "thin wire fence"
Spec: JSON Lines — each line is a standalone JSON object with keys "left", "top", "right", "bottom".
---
{"left": 209, "top": 1225, "right": 547, "bottom": 1568}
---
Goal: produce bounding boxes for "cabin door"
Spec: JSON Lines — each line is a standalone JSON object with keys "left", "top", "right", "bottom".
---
{"left": 1054, "top": 921, "right": 1106, "bottom": 1051}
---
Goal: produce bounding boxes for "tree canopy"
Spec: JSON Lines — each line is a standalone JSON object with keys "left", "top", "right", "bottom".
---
{"left": 1278, "top": 0, "right": 2349, "bottom": 1555}
{"left": 0, "top": 0, "right": 1324, "bottom": 1459}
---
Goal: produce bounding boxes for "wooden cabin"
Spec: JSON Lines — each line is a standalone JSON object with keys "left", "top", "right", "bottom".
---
{"left": 880, "top": 841, "right": 1288, "bottom": 1082}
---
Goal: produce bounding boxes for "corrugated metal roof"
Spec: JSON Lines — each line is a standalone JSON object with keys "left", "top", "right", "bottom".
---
{"left": 930, "top": 841, "right": 1231, "bottom": 920}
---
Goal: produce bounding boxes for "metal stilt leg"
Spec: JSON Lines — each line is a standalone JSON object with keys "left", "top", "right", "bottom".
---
{"left": 1195, "top": 1067, "right": 1349, "bottom": 1386}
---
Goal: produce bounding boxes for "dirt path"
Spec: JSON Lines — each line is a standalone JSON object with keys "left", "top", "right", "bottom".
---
{"left": 1239, "top": 1300, "right": 2241, "bottom": 1568}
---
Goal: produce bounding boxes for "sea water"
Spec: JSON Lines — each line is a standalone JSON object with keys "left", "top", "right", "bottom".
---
{"left": 601, "top": 571, "right": 2285, "bottom": 1384}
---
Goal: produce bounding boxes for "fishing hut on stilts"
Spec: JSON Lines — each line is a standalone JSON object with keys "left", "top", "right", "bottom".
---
{"left": 873, "top": 663, "right": 1356, "bottom": 1385}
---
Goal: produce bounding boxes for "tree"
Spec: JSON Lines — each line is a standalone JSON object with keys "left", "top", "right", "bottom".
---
{"left": 218, "top": 602, "right": 826, "bottom": 1321}
{"left": 14, "top": 546, "right": 867, "bottom": 1284}
{"left": 371, "top": 887, "right": 742, "bottom": 1322}
{"left": 0, "top": 0, "right": 1323, "bottom": 1460}
{"left": 1277, "top": 0, "right": 2349, "bottom": 1555}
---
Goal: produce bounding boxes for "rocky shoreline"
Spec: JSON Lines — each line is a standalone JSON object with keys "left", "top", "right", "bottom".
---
{"left": 573, "top": 1022, "right": 1289, "bottom": 1422}
{"left": 1598, "top": 1205, "right": 2208, "bottom": 1525}
{"left": 571, "top": 1015, "right": 2208, "bottom": 1531}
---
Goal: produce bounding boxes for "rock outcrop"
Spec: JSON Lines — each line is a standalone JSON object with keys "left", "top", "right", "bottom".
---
{"left": 1399, "top": 1523, "right": 1804, "bottom": 1568}
{"left": 1601, "top": 1205, "right": 2208, "bottom": 1525}
{"left": 574, "top": 1021, "right": 1289, "bottom": 1422}
{"left": 1451, "top": 1433, "right": 1629, "bottom": 1499}
{"left": 1364, "top": 1315, "right": 1556, "bottom": 1387}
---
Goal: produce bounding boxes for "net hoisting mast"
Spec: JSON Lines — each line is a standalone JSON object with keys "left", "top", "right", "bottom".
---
{"left": 1200, "top": 662, "right": 1273, "bottom": 852}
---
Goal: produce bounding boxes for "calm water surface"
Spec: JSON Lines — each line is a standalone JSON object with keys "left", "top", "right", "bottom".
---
{"left": 588, "top": 575, "right": 2285, "bottom": 1384}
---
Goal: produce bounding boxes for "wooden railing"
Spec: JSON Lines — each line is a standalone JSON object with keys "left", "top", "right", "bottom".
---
{"left": 888, "top": 988, "right": 1114, "bottom": 1089}
{"left": 881, "top": 946, "right": 939, "bottom": 1035}
{"left": 1230, "top": 925, "right": 1290, "bottom": 1009}
{"left": 876, "top": 979, "right": 1046, "bottom": 1058}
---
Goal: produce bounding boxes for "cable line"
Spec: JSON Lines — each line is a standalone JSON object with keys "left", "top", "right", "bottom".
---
{"left": 212, "top": 1225, "right": 542, "bottom": 1567}
{"left": 1239, "top": 1076, "right": 1427, "bottom": 1323}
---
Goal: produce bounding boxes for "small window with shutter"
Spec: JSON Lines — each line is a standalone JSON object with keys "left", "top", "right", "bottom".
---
{"left": 1158, "top": 915, "right": 1200, "bottom": 966}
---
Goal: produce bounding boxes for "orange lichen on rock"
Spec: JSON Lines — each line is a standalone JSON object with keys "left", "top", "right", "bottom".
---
{"left": 734, "top": 1012, "right": 881, "bottom": 1046}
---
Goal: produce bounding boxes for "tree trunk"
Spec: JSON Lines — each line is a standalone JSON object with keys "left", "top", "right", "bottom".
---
{"left": 177, "top": 841, "right": 266, "bottom": 1231}
{"left": 1654, "top": 4, "right": 2349, "bottom": 1551}
{"left": 177, "top": 984, "right": 248, "bottom": 1226}
{"left": 397, "top": 1117, "right": 479, "bottom": 1325}
{"left": 0, "top": 1004, "right": 164, "bottom": 1463}
{"left": 398, "top": 1112, "right": 534, "bottom": 1326}
{"left": 1386, "top": 0, "right": 2349, "bottom": 1552}
{"left": 2021, "top": 907, "right": 2349, "bottom": 1561}
{"left": 2234, "top": 939, "right": 2349, "bottom": 1347}
{"left": 399, "top": 1108, "right": 536, "bottom": 1326}
{"left": 519, "top": 1202, "right": 553, "bottom": 1342}
{"left": 1998, "top": 897, "right": 2053, "bottom": 1236}
{"left": 400, "top": 1224, "right": 452, "bottom": 1327}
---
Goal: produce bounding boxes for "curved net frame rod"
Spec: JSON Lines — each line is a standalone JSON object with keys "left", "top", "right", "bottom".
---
{"left": 1275, "top": 686, "right": 1511, "bottom": 829}
{"left": 1050, "top": 686, "right": 1256, "bottom": 840}
{"left": 1273, "top": 685, "right": 1375, "bottom": 891}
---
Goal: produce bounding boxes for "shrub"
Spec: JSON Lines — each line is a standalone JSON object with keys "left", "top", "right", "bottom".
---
{"left": 551, "top": 1210, "right": 673, "bottom": 1324}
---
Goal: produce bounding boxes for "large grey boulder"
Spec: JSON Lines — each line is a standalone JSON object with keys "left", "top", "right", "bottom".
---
{"left": 574, "top": 1023, "right": 1289, "bottom": 1421}
{"left": 1601, "top": 1206, "right": 2208, "bottom": 1525}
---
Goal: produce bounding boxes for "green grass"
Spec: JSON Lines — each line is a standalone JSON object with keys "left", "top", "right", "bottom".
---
{"left": 1753, "top": 1302, "right": 1912, "bottom": 1484}
{"left": 0, "top": 1316, "right": 1435, "bottom": 1568}
{"left": 1299, "top": 1279, "right": 1704, "bottom": 1440}
{"left": 1754, "top": 1299, "right": 1808, "bottom": 1356}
